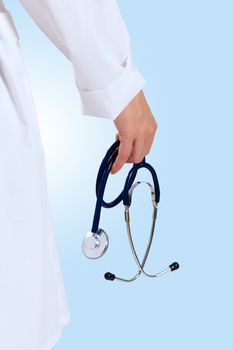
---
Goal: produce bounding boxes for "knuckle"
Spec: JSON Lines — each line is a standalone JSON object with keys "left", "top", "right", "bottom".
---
{"left": 147, "top": 127, "right": 157, "bottom": 139}
{"left": 124, "top": 128, "right": 134, "bottom": 137}
{"left": 150, "top": 122, "right": 158, "bottom": 134}
{"left": 121, "top": 129, "right": 134, "bottom": 139}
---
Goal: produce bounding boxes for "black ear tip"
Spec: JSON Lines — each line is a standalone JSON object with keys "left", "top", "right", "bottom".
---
{"left": 104, "top": 272, "right": 116, "bottom": 281}
{"left": 169, "top": 262, "right": 180, "bottom": 271}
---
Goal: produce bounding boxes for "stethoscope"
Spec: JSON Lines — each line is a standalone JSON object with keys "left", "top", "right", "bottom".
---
{"left": 82, "top": 140, "right": 179, "bottom": 282}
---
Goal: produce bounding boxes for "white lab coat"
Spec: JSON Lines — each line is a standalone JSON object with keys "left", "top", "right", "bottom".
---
{"left": 0, "top": 1, "right": 145, "bottom": 349}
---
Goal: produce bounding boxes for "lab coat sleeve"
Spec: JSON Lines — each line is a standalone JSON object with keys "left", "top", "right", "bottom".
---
{"left": 18, "top": 0, "right": 146, "bottom": 120}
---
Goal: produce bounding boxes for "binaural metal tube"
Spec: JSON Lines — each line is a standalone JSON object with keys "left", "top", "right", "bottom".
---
{"left": 110, "top": 181, "right": 174, "bottom": 282}
{"left": 104, "top": 181, "right": 179, "bottom": 282}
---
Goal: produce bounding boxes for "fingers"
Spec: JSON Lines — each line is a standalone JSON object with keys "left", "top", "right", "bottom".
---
{"left": 111, "top": 135, "right": 133, "bottom": 174}
{"left": 111, "top": 90, "right": 158, "bottom": 174}
{"left": 111, "top": 135, "right": 150, "bottom": 173}
{"left": 111, "top": 131, "right": 155, "bottom": 172}
{"left": 126, "top": 138, "right": 146, "bottom": 164}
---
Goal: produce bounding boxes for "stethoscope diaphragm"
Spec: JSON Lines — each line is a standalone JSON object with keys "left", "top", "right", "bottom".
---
{"left": 82, "top": 228, "right": 109, "bottom": 259}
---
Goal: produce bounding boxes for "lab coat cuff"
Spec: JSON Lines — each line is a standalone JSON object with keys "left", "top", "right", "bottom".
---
{"left": 77, "top": 54, "right": 146, "bottom": 121}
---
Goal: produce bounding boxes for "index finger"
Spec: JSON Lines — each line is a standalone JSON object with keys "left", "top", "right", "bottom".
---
{"left": 111, "top": 136, "right": 133, "bottom": 174}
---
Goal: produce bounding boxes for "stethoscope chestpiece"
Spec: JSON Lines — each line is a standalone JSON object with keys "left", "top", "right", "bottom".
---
{"left": 82, "top": 229, "right": 109, "bottom": 259}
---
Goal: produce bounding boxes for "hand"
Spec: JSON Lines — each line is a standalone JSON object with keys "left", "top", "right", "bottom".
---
{"left": 111, "top": 90, "right": 158, "bottom": 174}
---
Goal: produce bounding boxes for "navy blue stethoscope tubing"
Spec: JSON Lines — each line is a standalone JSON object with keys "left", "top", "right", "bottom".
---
{"left": 91, "top": 139, "right": 160, "bottom": 234}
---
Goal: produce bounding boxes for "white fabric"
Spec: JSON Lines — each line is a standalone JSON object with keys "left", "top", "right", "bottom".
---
{"left": 0, "top": 10, "right": 70, "bottom": 350}
{"left": 18, "top": 0, "right": 146, "bottom": 120}
{"left": 0, "top": 1, "right": 146, "bottom": 349}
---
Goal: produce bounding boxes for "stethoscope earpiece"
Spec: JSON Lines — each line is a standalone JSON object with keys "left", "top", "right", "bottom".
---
{"left": 82, "top": 140, "right": 180, "bottom": 282}
{"left": 104, "top": 272, "right": 116, "bottom": 281}
{"left": 169, "top": 262, "right": 180, "bottom": 271}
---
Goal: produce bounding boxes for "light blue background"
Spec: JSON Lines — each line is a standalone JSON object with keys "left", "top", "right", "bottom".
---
{"left": 5, "top": 0, "right": 233, "bottom": 349}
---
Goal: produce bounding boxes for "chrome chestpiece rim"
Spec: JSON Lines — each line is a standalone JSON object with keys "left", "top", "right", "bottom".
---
{"left": 82, "top": 229, "right": 109, "bottom": 259}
